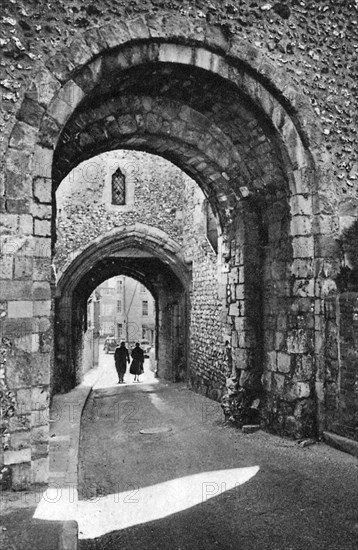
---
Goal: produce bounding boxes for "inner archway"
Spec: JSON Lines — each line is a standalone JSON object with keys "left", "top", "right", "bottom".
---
{"left": 55, "top": 223, "right": 191, "bottom": 393}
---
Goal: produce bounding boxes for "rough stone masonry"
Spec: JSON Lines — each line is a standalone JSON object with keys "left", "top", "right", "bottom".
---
{"left": 0, "top": 1, "right": 358, "bottom": 489}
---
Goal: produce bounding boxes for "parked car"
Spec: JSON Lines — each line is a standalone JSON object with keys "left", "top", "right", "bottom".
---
{"left": 103, "top": 337, "right": 118, "bottom": 354}
{"left": 140, "top": 339, "right": 152, "bottom": 357}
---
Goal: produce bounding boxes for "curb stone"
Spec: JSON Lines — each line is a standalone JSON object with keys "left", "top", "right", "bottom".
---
{"left": 322, "top": 431, "right": 358, "bottom": 459}
{"left": 51, "top": 367, "right": 102, "bottom": 550}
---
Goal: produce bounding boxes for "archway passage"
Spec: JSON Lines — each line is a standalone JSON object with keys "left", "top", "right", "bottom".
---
{"left": 55, "top": 227, "right": 190, "bottom": 394}
{"left": 1, "top": 17, "right": 328, "bottom": 489}
{"left": 50, "top": 36, "right": 317, "bottom": 436}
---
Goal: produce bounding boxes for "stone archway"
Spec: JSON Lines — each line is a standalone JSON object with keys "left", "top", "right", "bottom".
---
{"left": 55, "top": 225, "right": 191, "bottom": 393}
{"left": 2, "top": 14, "right": 333, "bottom": 485}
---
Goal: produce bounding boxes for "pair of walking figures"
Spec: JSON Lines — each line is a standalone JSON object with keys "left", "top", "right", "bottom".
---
{"left": 114, "top": 342, "right": 144, "bottom": 383}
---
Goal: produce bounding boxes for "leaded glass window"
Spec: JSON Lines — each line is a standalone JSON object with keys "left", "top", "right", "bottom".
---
{"left": 111, "top": 168, "right": 126, "bottom": 205}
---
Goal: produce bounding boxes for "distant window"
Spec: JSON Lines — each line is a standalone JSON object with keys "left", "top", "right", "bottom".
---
{"left": 140, "top": 284, "right": 146, "bottom": 294}
{"left": 142, "top": 300, "right": 148, "bottom": 316}
{"left": 118, "top": 323, "right": 123, "bottom": 337}
{"left": 117, "top": 300, "right": 122, "bottom": 313}
{"left": 111, "top": 167, "right": 126, "bottom": 205}
{"left": 142, "top": 328, "right": 146, "bottom": 339}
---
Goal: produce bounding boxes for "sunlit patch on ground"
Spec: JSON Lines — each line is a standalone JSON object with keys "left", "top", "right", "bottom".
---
{"left": 33, "top": 467, "right": 259, "bottom": 539}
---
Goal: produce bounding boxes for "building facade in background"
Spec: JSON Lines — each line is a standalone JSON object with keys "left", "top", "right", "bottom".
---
{"left": 97, "top": 276, "right": 155, "bottom": 345}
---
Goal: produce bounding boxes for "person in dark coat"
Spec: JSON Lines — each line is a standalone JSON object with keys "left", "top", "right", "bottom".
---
{"left": 114, "top": 342, "right": 130, "bottom": 383}
{"left": 130, "top": 343, "right": 144, "bottom": 382}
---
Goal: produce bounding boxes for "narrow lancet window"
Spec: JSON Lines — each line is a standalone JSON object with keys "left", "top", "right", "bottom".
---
{"left": 111, "top": 167, "right": 126, "bottom": 205}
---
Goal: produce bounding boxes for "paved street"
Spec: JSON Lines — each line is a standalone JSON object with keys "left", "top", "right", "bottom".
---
{"left": 77, "top": 350, "right": 358, "bottom": 550}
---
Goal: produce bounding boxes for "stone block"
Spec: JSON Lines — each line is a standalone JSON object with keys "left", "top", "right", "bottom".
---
{"left": 229, "top": 303, "right": 240, "bottom": 316}
{"left": 31, "top": 457, "right": 49, "bottom": 484}
{"left": 37, "top": 317, "right": 51, "bottom": 333}
{"left": 30, "top": 354, "right": 51, "bottom": 385}
{"left": 274, "top": 373, "right": 285, "bottom": 393}
{"left": 292, "top": 237, "right": 314, "bottom": 259}
{"left": 34, "top": 177, "right": 51, "bottom": 203}
{"left": 1, "top": 213, "right": 19, "bottom": 233}
{"left": 291, "top": 215, "right": 312, "bottom": 236}
{"left": 9, "top": 121, "right": 38, "bottom": 149}
{"left": 16, "top": 389, "right": 32, "bottom": 414}
{"left": 39, "top": 114, "right": 61, "bottom": 148}
{"left": 6, "top": 171, "right": 32, "bottom": 200}
{"left": 19, "top": 215, "right": 33, "bottom": 236}
{"left": 31, "top": 203, "right": 52, "bottom": 219}
{"left": 98, "top": 22, "right": 130, "bottom": 48}
{"left": 45, "top": 49, "right": 76, "bottom": 82}
{"left": 296, "top": 382, "right": 311, "bottom": 399}
{"left": 275, "top": 331, "right": 285, "bottom": 351}
{"left": 338, "top": 215, "right": 355, "bottom": 234}
{"left": 0, "top": 255, "right": 13, "bottom": 279}
{"left": 8, "top": 301, "right": 34, "bottom": 319}
{"left": 31, "top": 442, "right": 49, "bottom": 459}
{"left": 33, "top": 300, "right": 51, "bottom": 317}
{"left": 34, "top": 219, "right": 51, "bottom": 237}
{"left": 117, "top": 114, "right": 137, "bottom": 134}
{"left": 31, "top": 409, "right": 49, "bottom": 428}
{"left": 6, "top": 147, "right": 32, "bottom": 175}
{"left": 295, "top": 356, "right": 314, "bottom": 381}
{"left": 205, "top": 25, "right": 229, "bottom": 53}
{"left": 8, "top": 414, "right": 31, "bottom": 432}
{"left": 158, "top": 43, "right": 192, "bottom": 65}
{"left": 59, "top": 80, "right": 85, "bottom": 109}
{"left": 290, "top": 259, "right": 314, "bottom": 279}
{"left": 292, "top": 279, "right": 315, "bottom": 298}
{"left": 262, "top": 371, "right": 272, "bottom": 391}
{"left": 26, "top": 67, "right": 61, "bottom": 107}
{"left": 287, "top": 329, "right": 309, "bottom": 354}
{"left": 266, "top": 351, "right": 277, "bottom": 371}
{"left": 126, "top": 16, "right": 150, "bottom": 40}
{"left": 277, "top": 352, "right": 291, "bottom": 374}
{"left": 33, "top": 237, "right": 51, "bottom": 258}
{"left": 33, "top": 146, "right": 53, "bottom": 178}
{"left": 33, "top": 282, "right": 51, "bottom": 300}
{"left": 4, "top": 448, "right": 31, "bottom": 465}
{"left": 314, "top": 235, "right": 340, "bottom": 259}
{"left": 10, "top": 462, "right": 31, "bottom": 490}
{"left": 33, "top": 258, "right": 52, "bottom": 281}
{"left": 9, "top": 430, "right": 30, "bottom": 451}
{"left": 13, "top": 334, "right": 39, "bottom": 354}
{"left": 235, "top": 348, "right": 247, "bottom": 366}
{"left": 6, "top": 199, "right": 31, "bottom": 214}
{"left": 0, "top": 281, "right": 33, "bottom": 300}
{"left": 14, "top": 256, "right": 33, "bottom": 279}
{"left": 6, "top": 316, "right": 34, "bottom": 343}
{"left": 47, "top": 96, "right": 73, "bottom": 126}
{"left": 17, "top": 98, "right": 45, "bottom": 128}
{"left": 235, "top": 284, "right": 244, "bottom": 300}
{"left": 234, "top": 317, "right": 245, "bottom": 332}
{"left": 291, "top": 195, "right": 312, "bottom": 216}
{"left": 31, "top": 386, "right": 50, "bottom": 410}
{"left": 231, "top": 331, "right": 238, "bottom": 348}
{"left": 31, "top": 425, "right": 49, "bottom": 443}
